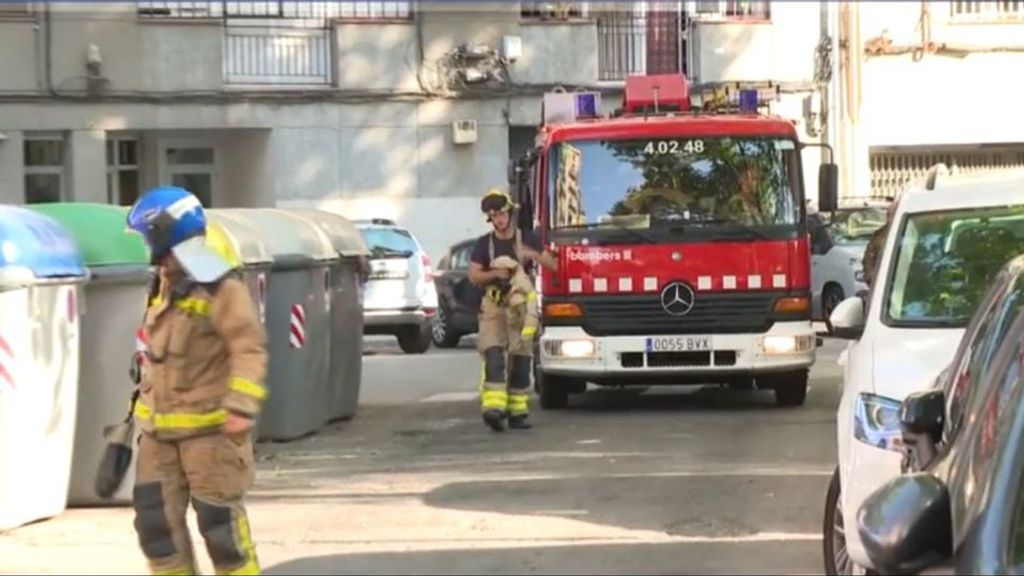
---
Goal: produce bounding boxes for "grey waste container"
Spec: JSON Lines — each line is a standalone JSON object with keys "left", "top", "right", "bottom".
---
{"left": 27, "top": 203, "right": 152, "bottom": 507}
{"left": 0, "top": 206, "right": 88, "bottom": 532}
{"left": 219, "top": 208, "right": 337, "bottom": 441}
{"left": 287, "top": 209, "right": 370, "bottom": 422}
{"left": 205, "top": 212, "right": 273, "bottom": 329}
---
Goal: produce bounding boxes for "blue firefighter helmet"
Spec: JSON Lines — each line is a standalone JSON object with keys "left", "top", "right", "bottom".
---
{"left": 127, "top": 186, "right": 232, "bottom": 283}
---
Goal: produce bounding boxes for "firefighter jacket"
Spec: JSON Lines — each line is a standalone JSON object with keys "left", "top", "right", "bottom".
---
{"left": 134, "top": 265, "right": 269, "bottom": 440}
{"left": 491, "top": 255, "right": 539, "bottom": 340}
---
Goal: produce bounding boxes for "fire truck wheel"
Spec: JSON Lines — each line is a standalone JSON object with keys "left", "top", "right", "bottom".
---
{"left": 769, "top": 370, "right": 809, "bottom": 407}
{"left": 535, "top": 370, "right": 571, "bottom": 410}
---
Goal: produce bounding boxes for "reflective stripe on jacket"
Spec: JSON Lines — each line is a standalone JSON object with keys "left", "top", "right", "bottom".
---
{"left": 137, "top": 269, "right": 268, "bottom": 440}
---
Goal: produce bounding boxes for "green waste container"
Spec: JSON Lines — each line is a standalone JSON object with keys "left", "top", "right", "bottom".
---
{"left": 27, "top": 202, "right": 152, "bottom": 507}
{"left": 219, "top": 208, "right": 337, "bottom": 441}
{"left": 286, "top": 209, "right": 370, "bottom": 422}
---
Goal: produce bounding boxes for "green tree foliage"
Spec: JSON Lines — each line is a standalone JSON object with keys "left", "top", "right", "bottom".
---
{"left": 898, "top": 214, "right": 1024, "bottom": 321}
{"left": 599, "top": 137, "right": 786, "bottom": 223}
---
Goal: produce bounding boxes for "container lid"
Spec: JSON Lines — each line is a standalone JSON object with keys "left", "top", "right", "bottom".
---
{"left": 26, "top": 202, "right": 150, "bottom": 267}
{"left": 287, "top": 209, "right": 370, "bottom": 258}
{"left": 0, "top": 205, "right": 87, "bottom": 284}
{"left": 206, "top": 211, "right": 274, "bottom": 266}
{"left": 217, "top": 208, "right": 335, "bottom": 262}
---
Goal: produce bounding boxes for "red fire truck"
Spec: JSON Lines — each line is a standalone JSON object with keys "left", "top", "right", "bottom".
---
{"left": 510, "top": 73, "right": 838, "bottom": 410}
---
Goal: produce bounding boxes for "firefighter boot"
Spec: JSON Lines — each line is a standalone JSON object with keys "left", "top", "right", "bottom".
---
{"left": 508, "top": 414, "right": 532, "bottom": 430}
{"left": 482, "top": 409, "right": 506, "bottom": 432}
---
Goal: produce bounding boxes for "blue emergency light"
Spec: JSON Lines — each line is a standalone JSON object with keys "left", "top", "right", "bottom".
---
{"left": 738, "top": 89, "right": 759, "bottom": 113}
{"left": 575, "top": 93, "right": 599, "bottom": 118}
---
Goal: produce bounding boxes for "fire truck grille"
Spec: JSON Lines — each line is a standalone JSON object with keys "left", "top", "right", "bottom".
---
{"left": 578, "top": 292, "right": 778, "bottom": 336}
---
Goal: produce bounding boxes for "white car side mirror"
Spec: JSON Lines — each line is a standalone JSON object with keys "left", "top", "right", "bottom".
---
{"left": 830, "top": 296, "right": 866, "bottom": 340}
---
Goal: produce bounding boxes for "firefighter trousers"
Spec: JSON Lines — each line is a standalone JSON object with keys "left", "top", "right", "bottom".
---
{"left": 478, "top": 296, "right": 533, "bottom": 417}
{"left": 132, "top": 430, "right": 260, "bottom": 575}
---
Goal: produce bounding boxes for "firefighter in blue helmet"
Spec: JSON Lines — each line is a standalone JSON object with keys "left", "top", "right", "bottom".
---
{"left": 126, "top": 186, "right": 268, "bottom": 575}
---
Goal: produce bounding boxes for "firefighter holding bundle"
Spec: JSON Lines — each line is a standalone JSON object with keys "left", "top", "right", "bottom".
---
{"left": 126, "top": 186, "right": 268, "bottom": 575}
{"left": 468, "top": 188, "right": 558, "bottom": 432}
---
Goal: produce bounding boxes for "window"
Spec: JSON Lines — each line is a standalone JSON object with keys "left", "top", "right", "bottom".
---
{"left": 24, "top": 135, "right": 66, "bottom": 204}
{"left": 137, "top": 1, "right": 413, "bottom": 20}
{"left": 885, "top": 205, "right": 1024, "bottom": 327}
{"left": 107, "top": 137, "right": 141, "bottom": 206}
{"left": 694, "top": 0, "right": 771, "bottom": 20}
{"left": 825, "top": 207, "right": 888, "bottom": 246}
{"left": 0, "top": 3, "right": 33, "bottom": 17}
{"left": 951, "top": 1, "right": 1024, "bottom": 23}
{"left": 451, "top": 245, "right": 473, "bottom": 271}
{"left": 359, "top": 227, "right": 419, "bottom": 259}
{"left": 546, "top": 135, "right": 803, "bottom": 243}
{"left": 165, "top": 146, "right": 216, "bottom": 207}
{"left": 596, "top": 2, "right": 687, "bottom": 81}
{"left": 521, "top": 1, "right": 587, "bottom": 19}
{"left": 942, "top": 270, "right": 1020, "bottom": 444}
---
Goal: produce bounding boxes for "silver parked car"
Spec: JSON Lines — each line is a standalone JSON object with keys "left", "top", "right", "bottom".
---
{"left": 355, "top": 218, "right": 439, "bottom": 354}
{"left": 809, "top": 200, "right": 889, "bottom": 322}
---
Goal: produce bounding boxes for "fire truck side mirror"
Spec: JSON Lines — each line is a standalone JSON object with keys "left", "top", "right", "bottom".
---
{"left": 818, "top": 163, "right": 839, "bottom": 213}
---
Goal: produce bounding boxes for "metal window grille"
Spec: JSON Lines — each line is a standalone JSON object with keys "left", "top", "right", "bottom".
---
{"left": 950, "top": 1, "right": 1024, "bottom": 22}
{"left": 869, "top": 146, "right": 1024, "bottom": 199}
{"left": 596, "top": 2, "right": 686, "bottom": 81}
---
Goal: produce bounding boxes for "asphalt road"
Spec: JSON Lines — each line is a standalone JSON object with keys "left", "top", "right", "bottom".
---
{"left": 0, "top": 334, "right": 845, "bottom": 576}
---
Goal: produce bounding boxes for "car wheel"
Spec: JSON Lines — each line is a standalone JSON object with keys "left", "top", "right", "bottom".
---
{"left": 431, "top": 306, "right": 462, "bottom": 348}
{"left": 823, "top": 284, "right": 846, "bottom": 328}
{"left": 765, "top": 369, "right": 808, "bottom": 407}
{"left": 397, "top": 323, "right": 432, "bottom": 354}
{"left": 824, "top": 467, "right": 873, "bottom": 575}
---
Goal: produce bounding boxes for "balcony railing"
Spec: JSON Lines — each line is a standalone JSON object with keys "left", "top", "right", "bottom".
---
{"left": 596, "top": 3, "right": 686, "bottom": 81}
{"left": 138, "top": 1, "right": 412, "bottom": 21}
{"left": 224, "top": 28, "right": 333, "bottom": 85}
{"left": 950, "top": 1, "right": 1024, "bottom": 22}
{"left": 138, "top": 2, "right": 412, "bottom": 86}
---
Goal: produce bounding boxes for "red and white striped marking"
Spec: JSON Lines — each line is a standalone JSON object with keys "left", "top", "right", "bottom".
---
{"left": 0, "top": 334, "right": 14, "bottom": 390}
{"left": 256, "top": 273, "right": 267, "bottom": 325}
{"left": 567, "top": 274, "right": 789, "bottom": 294}
{"left": 289, "top": 304, "right": 306, "bottom": 349}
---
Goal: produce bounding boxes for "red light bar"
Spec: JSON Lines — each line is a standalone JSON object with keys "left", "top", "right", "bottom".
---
{"left": 623, "top": 74, "right": 691, "bottom": 114}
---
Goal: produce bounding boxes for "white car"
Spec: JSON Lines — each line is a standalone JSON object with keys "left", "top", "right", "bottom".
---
{"left": 822, "top": 170, "right": 1024, "bottom": 575}
{"left": 356, "top": 218, "right": 439, "bottom": 354}
{"left": 810, "top": 202, "right": 889, "bottom": 321}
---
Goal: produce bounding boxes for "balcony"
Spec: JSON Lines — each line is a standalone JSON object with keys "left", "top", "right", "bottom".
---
{"left": 594, "top": 1, "right": 771, "bottom": 82}
{"left": 137, "top": 1, "right": 412, "bottom": 86}
{"left": 950, "top": 1, "right": 1024, "bottom": 22}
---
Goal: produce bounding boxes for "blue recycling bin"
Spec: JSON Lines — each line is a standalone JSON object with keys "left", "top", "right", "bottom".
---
{"left": 0, "top": 205, "right": 88, "bottom": 532}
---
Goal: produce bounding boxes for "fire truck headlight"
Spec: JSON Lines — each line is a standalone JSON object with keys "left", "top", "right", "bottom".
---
{"left": 762, "top": 335, "right": 815, "bottom": 355}
{"left": 544, "top": 339, "right": 596, "bottom": 358}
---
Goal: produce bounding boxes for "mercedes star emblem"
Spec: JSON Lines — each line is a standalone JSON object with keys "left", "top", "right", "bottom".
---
{"left": 660, "top": 281, "right": 696, "bottom": 317}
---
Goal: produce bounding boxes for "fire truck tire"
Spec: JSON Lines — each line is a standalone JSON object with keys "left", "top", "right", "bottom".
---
{"left": 535, "top": 370, "right": 572, "bottom": 410}
{"left": 769, "top": 370, "right": 809, "bottom": 407}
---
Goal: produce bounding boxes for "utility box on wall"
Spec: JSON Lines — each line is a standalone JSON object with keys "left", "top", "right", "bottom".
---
{"left": 452, "top": 119, "right": 478, "bottom": 145}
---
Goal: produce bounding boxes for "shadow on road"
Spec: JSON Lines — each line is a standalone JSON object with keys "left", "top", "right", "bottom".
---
{"left": 420, "top": 473, "right": 830, "bottom": 537}
{"left": 263, "top": 540, "right": 823, "bottom": 575}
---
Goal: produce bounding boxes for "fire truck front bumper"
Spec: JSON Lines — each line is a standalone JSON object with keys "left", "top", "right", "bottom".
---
{"left": 538, "top": 322, "right": 817, "bottom": 381}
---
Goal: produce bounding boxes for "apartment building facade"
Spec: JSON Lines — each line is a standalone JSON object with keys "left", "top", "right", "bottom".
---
{"left": 0, "top": 1, "right": 828, "bottom": 259}
{"left": 838, "top": 1, "right": 1024, "bottom": 199}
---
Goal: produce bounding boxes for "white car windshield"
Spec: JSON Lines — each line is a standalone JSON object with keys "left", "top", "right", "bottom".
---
{"left": 885, "top": 205, "right": 1024, "bottom": 327}
{"left": 828, "top": 207, "right": 887, "bottom": 246}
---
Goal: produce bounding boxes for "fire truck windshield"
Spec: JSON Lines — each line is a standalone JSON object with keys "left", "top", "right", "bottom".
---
{"left": 546, "top": 135, "right": 803, "bottom": 242}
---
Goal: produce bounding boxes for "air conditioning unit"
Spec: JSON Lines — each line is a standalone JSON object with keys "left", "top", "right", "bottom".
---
{"left": 452, "top": 119, "right": 478, "bottom": 145}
